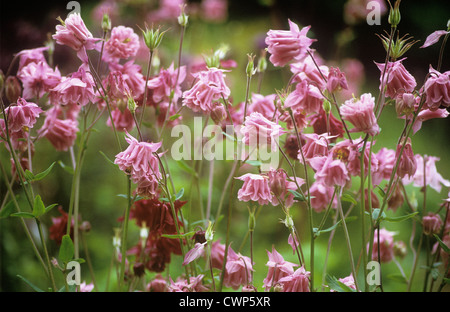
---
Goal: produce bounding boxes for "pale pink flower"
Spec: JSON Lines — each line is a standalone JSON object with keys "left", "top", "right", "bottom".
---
{"left": 183, "top": 242, "right": 206, "bottom": 266}
{"left": 17, "top": 47, "right": 49, "bottom": 72}
{"left": 421, "top": 30, "right": 450, "bottom": 48}
{"left": 309, "top": 181, "right": 337, "bottom": 212}
{"left": 114, "top": 133, "right": 163, "bottom": 196}
{"left": 103, "top": 26, "right": 140, "bottom": 62}
{"left": 334, "top": 274, "right": 357, "bottom": 292}
{"left": 104, "top": 71, "right": 130, "bottom": 102}
{"left": 236, "top": 173, "right": 272, "bottom": 205}
{"left": 182, "top": 67, "right": 230, "bottom": 113}
{"left": 327, "top": 67, "right": 349, "bottom": 94}
{"left": 50, "top": 64, "right": 95, "bottom": 106}
{"left": 244, "top": 93, "right": 277, "bottom": 120}
{"left": 288, "top": 234, "right": 299, "bottom": 255}
{"left": 146, "top": 274, "right": 168, "bottom": 292}
{"left": 340, "top": 93, "right": 380, "bottom": 136}
{"left": 395, "top": 92, "right": 417, "bottom": 118}
{"left": 268, "top": 169, "right": 304, "bottom": 207}
{"left": 168, "top": 274, "right": 209, "bottom": 292}
{"left": 91, "top": 0, "right": 119, "bottom": 23}
{"left": 395, "top": 139, "right": 417, "bottom": 179}
{"left": 240, "top": 112, "right": 286, "bottom": 151}
{"left": 423, "top": 213, "right": 443, "bottom": 236}
{"left": 223, "top": 247, "right": 253, "bottom": 290}
{"left": 411, "top": 108, "right": 449, "bottom": 134}
{"left": 265, "top": 19, "right": 315, "bottom": 67}
{"left": 403, "top": 155, "right": 450, "bottom": 193}
{"left": 107, "top": 107, "right": 135, "bottom": 132}
{"left": 278, "top": 265, "right": 310, "bottom": 292}
{"left": 368, "top": 228, "right": 395, "bottom": 263}
{"left": 376, "top": 58, "right": 416, "bottom": 99}
{"left": 40, "top": 107, "right": 79, "bottom": 151}
{"left": 201, "top": 0, "right": 228, "bottom": 22}
{"left": 110, "top": 60, "right": 146, "bottom": 99}
{"left": 263, "top": 246, "right": 298, "bottom": 291}
{"left": 300, "top": 133, "right": 334, "bottom": 163}
{"left": 309, "top": 155, "right": 350, "bottom": 188}
{"left": 149, "top": 0, "right": 185, "bottom": 22}
{"left": 4, "top": 97, "right": 42, "bottom": 133}
{"left": 423, "top": 66, "right": 450, "bottom": 111}
{"left": 18, "top": 61, "right": 61, "bottom": 100}
{"left": 284, "top": 80, "right": 323, "bottom": 115}
{"left": 77, "top": 281, "right": 94, "bottom": 292}
{"left": 372, "top": 147, "right": 396, "bottom": 186}
{"left": 289, "top": 54, "right": 329, "bottom": 90}
{"left": 146, "top": 63, "right": 186, "bottom": 108}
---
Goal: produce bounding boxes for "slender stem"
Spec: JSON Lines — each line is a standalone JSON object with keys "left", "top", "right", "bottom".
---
{"left": 139, "top": 50, "right": 154, "bottom": 128}
{"left": 437, "top": 32, "right": 449, "bottom": 72}
{"left": 119, "top": 177, "right": 132, "bottom": 289}
{"left": 37, "top": 219, "right": 57, "bottom": 291}
{"left": 360, "top": 137, "right": 369, "bottom": 291}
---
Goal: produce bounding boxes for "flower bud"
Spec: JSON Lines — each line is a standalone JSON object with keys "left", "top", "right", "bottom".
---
{"left": 80, "top": 221, "right": 91, "bottom": 232}
{"left": 102, "top": 13, "right": 112, "bottom": 32}
{"left": 177, "top": 4, "right": 189, "bottom": 27}
{"left": 393, "top": 240, "right": 407, "bottom": 259}
{"left": 268, "top": 169, "right": 286, "bottom": 199}
{"left": 210, "top": 102, "right": 227, "bottom": 124}
{"left": 257, "top": 49, "right": 267, "bottom": 73}
{"left": 322, "top": 99, "right": 332, "bottom": 114}
{"left": 5, "top": 76, "right": 22, "bottom": 103}
{"left": 142, "top": 26, "right": 166, "bottom": 52}
{"left": 246, "top": 53, "right": 256, "bottom": 77}
{"left": 388, "top": 0, "right": 401, "bottom": 27}
{"left": 205, "top": 221, "right": 214, "bottom": 242}
{"left": 127, "top": 95, "right": 137, "bottom": 114}
{"left": 422, "top": 213, "right": 443, "bottom": 235}
{"left": 395, "top": 92, "right": 416, "bottom": 117}
{"left": 248, "top": 208, "right": 256, "bottom": 232}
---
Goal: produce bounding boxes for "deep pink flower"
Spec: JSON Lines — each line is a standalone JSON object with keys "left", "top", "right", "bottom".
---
{"left": 376, "top": 58, "right": 416, "bottom": 99}
{"left": 146, "top": 63, "right": 186, "bottom": 108}
{"left": 244, "top": 93, "right": 277, "bottom": 120}
{"left": 263, "top": 246, "right": 298, "bottom": 291}
{"left": 40, "top": 107, "right": 79, "bottom": 151}
{"left": 168, "top": 274, "right": 209, "bottom": 292}
{"left": 395, "top": 139, "right": 417, "bottom": 179}
{"left": 114, "top": 133, "right": 163, "bottom": 196}
{"left": 223, "top": 247, "right": 253, "bottom": 290}
{"left": 423, "top": 66, "right": 450, "bottom": 110}
{"left": 17, "top": 47, "right": 49, "bottom": 72}
{"left": 368, "top": 228, "right": 395, "bottom": 263}
{"left": 421, "top": 30, "right": 450, "bottom": 48}
{"left": 309, "top": 155, "right": 350, "bottom": 188}
{"left": 340, "top": 93, "right": 380, "bottom": 136}
{"left": 18, "top": 61, "right": 61, "bottom": 100}
{"left": 308, "top": 107, "right": 345, "bottom": 139}
{"left": 300, "top": 133, "right": 334, "bottom": 163}
{"left": 284, "top": 80, "right": 323, "bottom": 115}
{"left": 107, "top": 107, "right": 135, "bottom": 132}
{"left": 423, "top": 213, "right": 443, "bottom": 235}
{"left": 50, "top": 64, "right": 95, "bottom": 106}
{"left": 4, "top": 97, "right": 42, "bottom": 133}
{"left": 289, "top": 56, "right": 329, "bottom": 90}
{"left": 146, "top": 274, "right": 168, "bottom": 292}
{"left": 327, "top": 67, "right": 348, "bottom": 94}
{"left": 403, "top": 155, "right": 450, "bottom": 193}
{"left": 265, "top": 19, "right": 315, "bottom": 67}
{"left": 201, "top": 0, "right": 228, "bottom": 22}
{"left": 182, "top": 67, "right": 230, "bottom": 113}
{"left": 372, "top": 147, "right": 396, "bottom": 186}
{"left": 240, "top": 112, "right": 286, "bottom": 151}
{"left": 103, "top": 26, "right": 140, "bottom": 62}
{"left": 277, "top": 265, "right": 310, "bottom": 292}
{"left": 110, "top": 60, "right": 146, "bottom": 99}
{"left": 331, "top": 138, "right": 378, "bottom": 177}
{"left": 309, "top": 181, "right": 337, "bottom": 212}
{"left": 268, "top": 169, "right": 304, "bottom": 207}
{"left": 236, "top": 173, "right": 272, "bottom": 205}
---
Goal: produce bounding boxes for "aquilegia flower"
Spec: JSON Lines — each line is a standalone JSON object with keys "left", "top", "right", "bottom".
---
{"left": 4, "top": 97, "right": 42, "bottom": 133}
{"left": 263, "top": 246, "right": 298, "bottom": 291}
{"left": 340, "top": 93, "right": 380, "bottom": 136}
{"left": 103, "top": 26, "right": 140, "bottom": 63}
{"left": 375, "top": 58, "right": 416, "bottom": 99}
{"left": 423, "top": 66, "right": 450, "bottom": 111}
{"left": 236, "top": 173, "right": 272, "bottom": 205}
{"left": 240, "top": 112, "right": 286, "bottom": 152}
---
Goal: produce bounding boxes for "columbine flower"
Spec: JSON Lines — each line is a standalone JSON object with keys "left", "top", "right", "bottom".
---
{"left": 368, "top": 228, "right": 395, "bottom": 263}
{"left": 268, "top": 168, "right": 303, "bottom": 207}
{"left": 340, "top": 93, "right": 380, "bottom": 136}
{"left": 240, "top": 112, "right": 286, "bottom": 152}
{"left": 265, "top": 19, "right": 315, "bottom": 67}
{"left": 421, "top": 29, "right": 450, "bottom": 48}
{"left": 308, "top": 107, "right": 345, "bottom": 139}
{"left": 277, "top": 265, "right": 310, "bottom": 292}
{"left": 236, "top": 173, "right": 272, "bottom": 205}
{"left": 309, "top": 155, "right": 350, "bottom": 188}
{"left": 372, "top": 147, "right": 396, "bottom": 186}
{"left": 423, "top": 66, "right": 450, "bottom": 111}
{"left": 182, "top": 67, "right": 230, "bottom": 114}
{"left": 223, "top": 247, "right": 253, "bottom": 290}
{"left": 290, "top": 55, "right": 329, "bottom": 91}
{"left": 106, "top": 107, "right": 135, "bottom": 132}
{"left": 284, "top": 80, "right": 323, "bottom": 115}
{"left": 395, "top": 138, "right": 417, "bottom": 179}
{"left": 110, "top": 60, "right": 146, "bottom": 100}
{"left": 4, "top": 97, "right": 42, "bottom": 133}
{"left": 103, "top": 26, "right": 140, "bottom": 63}
{"left": 403, "top": 155, "right": 450, "bottom": 193}
{"left": 17, "top": 47, "right": 49, "bottom": 72}
{"left": 327, "top": 67, "right": 349, "bottom": 94}
{"left": 40, "top": 107, "right": 79, "bottom": 151}
{"left": 146, "top": 274, "right": 168, "bottom": 292}
{"left": 18, "top": 61, "right": 61, "bottom": 100}
{"left": 243, "top": 93, "right": 277, "bottom": 120}
{"left": 375, "top": 58, "right": 416, "bottom": 99}
{"left": 333, "top": 275, "right": 357, "bottom": 292}
{"left": 114, "top": 133, "right": 163, "bottom": 197}
{"left": 201, "top": 0, "right": 228, "bottom": 23}
{"left": 422, "top": 213, "right": 443, "bottom": 236}
{"left": 263, "top": 246, "right": 298, "bottom": 291}
{"left": 168, "top": 274, "right": 209, "bottom": 292}
{"left": 300, "top": 133, "right": 334, "bottom": 163}
{"left": 309, "top": 181, "right": 337, "bottom": 213}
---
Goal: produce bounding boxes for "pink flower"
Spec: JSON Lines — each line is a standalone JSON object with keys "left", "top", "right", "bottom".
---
{"left": 309, "top": 181, "right": 337, "bottom": 212}
{"left": 368, "top": 228, "right": 395, "bottom": 263}
{"left": 300, "top": 133, "right": 334, "bottom": 163}
{"left": 289, "top": 55, "right": 329, "bottom": 90}
{"left": 210, "top": 240, "right": 226, "bottom": 270}
{"left": 340, "top": 93, "right": 380, "bottom": 136}
{"left": 372, "top": 147, "right": 396, "bottom": 186}
{"left": 344, "top": 0, "right": 387, "bottom": 25}
{"left": 395, "top": 139, "right": 417, "bottom": 179}
{"left": 53, "top": 13, "right": 99, "bottom": 62}
{"left": 244, "top": 93, "right": 277, "bottom": 120}
{"left": 240, "top": 112, "right": 286, "bottom": 151}
{"left": 308, "top": 107, "right": 345, "bottom": 139}
{"left": 263, "top": 246, "right": 298, "bottom": 291}
{"left": 395, "top": 92, "right": 417, "bottom": 118}
{"left": 284, "top": 80, "right": 323, "bottom": 115}
{"left": 114, "top": 133, "right": 163, "bottom": 196}
{"left": 403, "top": 155, "right": 450, "bottom": 193}
{"left": 103, "top": 26, "right": 140, "bottom": 62}
{"left": 309, "top": 155, "right": 350, "bottom": 187}
{"left": 423, "top": 66, "right": 450, "bottom": 111}
{"left": 423, "top": 213, "right": 443, "bottom": 236}
{"left": 146, "top": 274, "right": 168, "bottom": 292}
{"left": 277, "top": 265, "right": 310, "bottom": 292}
{"left": 18, "top": 61, "right": 61, "bottom": 100}
{"left": 78, "top": 282, "right": 94, "bottom": 292}
{"left": 110, "top": 60, "right": 146, "bottom": 99}
{"left": 107, "top": 107, "right": 135, "bottom": 132}
{"left": 201, "top": 0, "right": 228, "bottom": 23}
{"left": 327, "top": 67, "right": 348, "bottom": 94}
{"left": 223, "top": 247, "right": 253, "bottom": 290}
{"left": 17, "top": 47, "right": 49, "bottom": 72}
{"left": 145, "top": 63, "right": 186, "bottom": 108}
{"left": 50, "top": 64, "right": 95, "bottom": 106}
{"left": 376, "top": 58, "right": 416, "bottom": 99}
{"left": 4, "top": 97, "right": 42, "bottom": 133}
{"left": 411, "top": 108, "right": 449, "bottom": 134}
{"left": 421, "top": 30, "right": 450, "bottom": 48}
{"left": 331, "top": 138, "right": 378, "bottom": 177}
{"left": 268, "top": 169, "right": 304, "bottom": 207}
{"left": 149, "top": 0, "right": 185, "bottom": 22}
{"left": 168, "top": 274, "right": 209, "bottom": 292}
{"left": 183, "top": 242, "right": 206, "bottom": 266}
{"left": 265, "top": 19, "right": 315, "bottom": 67}
{"left": 182, "top": 67, "right": 230, "bottom": 113}
{"left": 236, "top": 173, "right": 272, "bottom": 205}
{"left": 333, "top": 274, "right": 357, "bottom": 292}
{"left": 40, "top": 107, "right": 79, "bottom": 151}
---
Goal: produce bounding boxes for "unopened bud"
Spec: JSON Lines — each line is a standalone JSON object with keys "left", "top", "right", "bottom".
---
{"left": 142, "top": 25, "right": 166, "bottom": 52}
{"left": 395, "top": 93, "right": 416, "bottom": 117}
{"left": 388, "top": 0, "right": 401, "bottom": 27}
{"left": 5, "top": 76, "right": 22, "bottom": 103}
{"left": 246, "top": 53, "right": 256, "bottom": 77}
{"left": 268, "top": 169, "right": 286, "bottom": 199}
{"left": 257, "top": 49, "right": 267, "bottom": 73}
{"left": 80, "top": 221, "right": 91, "bottom": 232}
{"left": 205, "top": 221, "right": 214, "bottom": 242}
{"left": 102, "top": 13, "right": 112, "bottom": 32}
{"left": 127, "top": 96, "right": 137, "bottom": 114}
{"left": 248, "top": 208, "right": 256, "bottom": 232}
{"left": 210, "top": 102, "right": 227, "bottom": 124}
{"left": 177, "top": 4, "right": 189, "bottom": 27}
{"left": 323, "top": 99, "right": 332, "bottom": 114}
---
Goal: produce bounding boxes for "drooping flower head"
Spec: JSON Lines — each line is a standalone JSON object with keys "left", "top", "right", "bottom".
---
{"left": 376, "top": 58, "right": 416, "bottom": 99}
{"left": 103, "top": 26, "right": 140, "bottom": 63}
{"left": 240, "top": 112, "right": 286, "bottom": 152}
{"left": 277, "top": 265, "right": 310, "bottom": 292}
{"left": 236, "top": 173, "right": 272, "bottom": 205}
{"left": 4, "top": 97, "right": 42, "bottom": 133}
{"left": 284, "top": 80, "right": 323, "bottom": 115}
{"left": 263, "top": 246, "right": 298, "bottom": 291}
{"left": 395, "top": 138, "right": 417, "bottom": 179}
{"left": 368, "top": 228, "right": 395, "bottom": 263}
{"left": 18, "top": 61, "right": 61, "bottom": 100}
{"left": 222, "top": 247, "right": 254, "bottom": 290}
{"left": 422, "top": 213, "right": 443, "bottom": 236}
{"left": 265, "top": 19, "right": 315, "bottom": 67}
{"left": 40, "top": 106, "right": 79, "bottom": 151}
{"left": 403, "top": 155, "right": 450, "bottom": 193}
{"left": 340, "top": 93, "right": 380, "bottom": 136}
{"left": 423, "top": 66, "right": 450, "bottom": 111}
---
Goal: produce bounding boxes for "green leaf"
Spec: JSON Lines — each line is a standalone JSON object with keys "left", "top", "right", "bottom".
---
{"left": 325, "top": 275, "right": 356, "bottom": 292}
{"left": 385, "top": 211, "right": 418, "bottom": 223}
{"left": 176, "top": 160, "right": 197, "bottom": 177}
{"left": 32, "top": 195, "right": 46, "bottom": 218}
{"left": 245, "top": 160, "right": 262, "bottom": 167}
{"left": 341, "top": 193, "right": 357, "bottom": 205}
{"left": 376, "top": 186, "right": 386, "bottom": 199}
{"left": 58, "top": 161, "right": 74, "bottom": 175}
{"left": 161, "top": 231, "right": 195, "bottom": 239}
{"left": 59, "top": 234, "right": 74, "bottom": 264}
{"left": 0, "top": 198, "right": 17, "bottom": 218}
{"left": 32, "top": 162, "right": 56, "bottom": 181}
{"left": 17, "top": 275, "right": 45, "bottom": 292}
{"left": 45, "top": 204, "right": 58, "bottom": 214}
{"left": 10, "top": 212, "right": 35, "bottom": 219}
{"left": 99, "top": 151, "right": 117, "bottom": 166}
{"left": 169, "top": 113, "right": 181, "bottom": 121}
{"left": 434, "top": 234, "right": 450, "bottom": 254}
{"left": 24, "top": 170, "right": 35, "bottom": 181}
{"left": 175, "top": 188, "right": 185, "bottom": 201}
{"left": 387, "top": 274, "right": 407, "bottom": 284}
{"left": 288, "top": 189, "right": 306, "bottom": 202}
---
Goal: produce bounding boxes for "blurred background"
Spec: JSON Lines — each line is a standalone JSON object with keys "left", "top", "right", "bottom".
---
{"left": 1, "top": 0, "right": 449, "bottom": 292}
